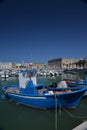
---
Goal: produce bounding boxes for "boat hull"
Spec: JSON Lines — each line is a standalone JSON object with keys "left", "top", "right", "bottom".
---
{"left": 4, "top": 87, "right": 87, "bottom": 109}
{"left": 67, "top": 82, "right": 87, "bottom": 87}
{"left": 7, "top": 93, "right": 55, "bottom": 109}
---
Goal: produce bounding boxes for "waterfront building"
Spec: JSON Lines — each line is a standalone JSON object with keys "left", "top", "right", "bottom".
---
{"left": 83, "top": 57, "right": 87, "bottom": 69}
{"left": 32, "top": 62, "right": 46, "bottom": 70}
{"left": 0, "top": 62, "right": 16, "bottom": 70}
{"left": 48, "top": 58, "right": 80, "bottom": 70}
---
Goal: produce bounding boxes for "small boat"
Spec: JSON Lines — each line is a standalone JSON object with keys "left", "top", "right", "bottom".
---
{"left": 0, "top": 71, "right": 9, "bottom": 78}
{"left": 63, "top": 78, "right": 87, "bottom": 87}
{"left": 2, "top": 70, "right": 87, "bottom": 109}
{"left": 63, "top": 78, "right": 87, "bottom": 96}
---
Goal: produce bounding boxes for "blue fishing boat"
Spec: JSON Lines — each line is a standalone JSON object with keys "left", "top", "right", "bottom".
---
{"left": 2, "top": 70, "right": 87, "bottom": 109}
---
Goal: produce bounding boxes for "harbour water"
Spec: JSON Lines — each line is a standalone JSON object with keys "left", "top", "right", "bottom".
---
{"left": 0, "top": 73, "right": 87, "bottom": 130}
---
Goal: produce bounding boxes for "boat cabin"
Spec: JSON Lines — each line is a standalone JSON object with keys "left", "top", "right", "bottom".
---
{"left": 18, "top": 70, "right": 45, "bottom": 95}
{"left": 18, "top": 70, "right": 37, "bottom": 88}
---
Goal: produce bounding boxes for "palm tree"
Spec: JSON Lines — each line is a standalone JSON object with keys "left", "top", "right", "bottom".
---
{"left": 75, "top": 60, "right": 87, "bottom": 69}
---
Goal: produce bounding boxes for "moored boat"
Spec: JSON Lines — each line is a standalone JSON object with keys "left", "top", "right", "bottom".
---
{"left": 2, "top": 70, "right": 87, "bottom": 109}
{"left": 63, "top": 78, "right": 87, "bottom": 87}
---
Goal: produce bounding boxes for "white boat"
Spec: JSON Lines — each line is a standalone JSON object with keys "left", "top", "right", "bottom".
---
{"left": 0, "top": 71, "right": 9, "bottom": 78}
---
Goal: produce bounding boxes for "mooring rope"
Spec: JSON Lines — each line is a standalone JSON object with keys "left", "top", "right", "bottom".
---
{"left": 54, "top": 94, "right": 87, "bottom": 130}
{"left": 57, "top": 98, "right": 87, "bottom": 119}
{"left": 55, "top": 94, "right": 57, "bottom": 130}
{"left": 62, "top": 106, "right": 87, "bottom": 119}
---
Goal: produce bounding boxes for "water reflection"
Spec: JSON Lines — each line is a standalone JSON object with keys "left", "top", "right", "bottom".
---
{"left": 37, "top": 72, "right": 87, "bottom": 86}
{"left": 61, "top": 72, "right": 87, "bottom": 80}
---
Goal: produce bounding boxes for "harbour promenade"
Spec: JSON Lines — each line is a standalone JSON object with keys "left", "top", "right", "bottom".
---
{"left": 72, "top": 120, "right": 87, "bottom": 130}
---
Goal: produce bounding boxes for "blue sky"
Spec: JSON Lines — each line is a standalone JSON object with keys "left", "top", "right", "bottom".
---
{"left": 0, "top": 0, "right": 87, "bottom": 63}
